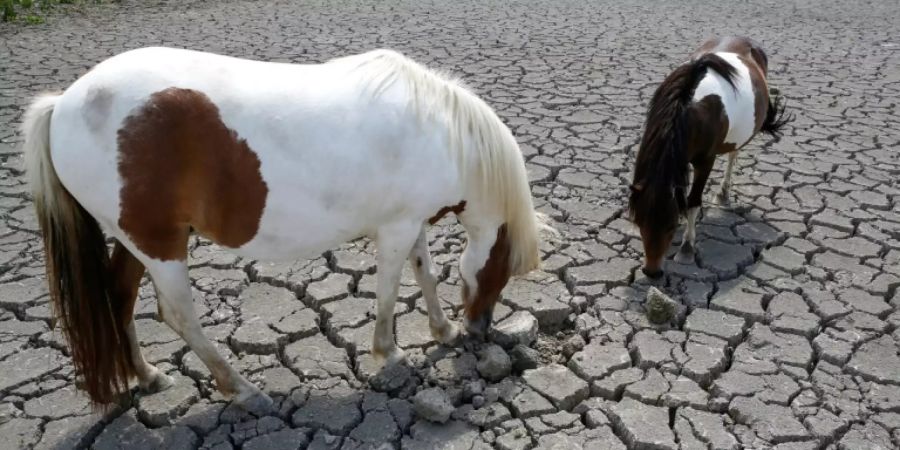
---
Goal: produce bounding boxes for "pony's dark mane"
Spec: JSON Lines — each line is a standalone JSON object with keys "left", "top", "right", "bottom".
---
{"left": 628, "top": 53, "right": 737, "bottom": 228}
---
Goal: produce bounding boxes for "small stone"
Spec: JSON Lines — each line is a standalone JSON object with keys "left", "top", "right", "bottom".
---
{"left": 510, "top": 344, "right": 540, "bottom": 372}
{"left": 292, "top": 386, "right": 362, "bottom": 435}
{"left": 495, "top": 428, "right": 531, "bottom": 450}
{"left": 646, "top": 287, "right": 677, "bottom": 324}
{"left": 476, "top": 344, "right": 512, "bottom": 381}
{"left": 243, "top": 429, "right": 310, "bottom": 450}
{"left": 462, "top": 381, "right": 485, "bottom": 400}
{"left": 523, "top": 364, "right": 589, "bottom": 410}
{"left": 413, "top": 388, "right": 455, "bottom": 423}
{"left": 562, "top": 334, "right": 586, "bottom": 358}
{"left": 472, "top": 395, "right": 485, "bottom": 409}
{"left": 510, "top": 387, "right": 555, "bottom": 418}
{"left": 684, "top": 308, "right": 746, "bottom": 345}
{"left": 136, "top": 374, "right": 200, "bottom": 427}
{"left": 490, "top": 311, "right": 539, "bottom": 348}
{"left": 569, "top": 341, "right": 631, "bottom": 381}
{"left": 484, "top": 387, "right": 500, "bottom": 404}
{"left": 348, "top": 409, "right": 400, "bottom": 444}
{"left": 607, "top": 398, "right": 677, "bottom": 450}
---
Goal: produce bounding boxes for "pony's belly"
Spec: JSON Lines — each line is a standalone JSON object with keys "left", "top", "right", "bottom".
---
{"left": 235, "top": 210, "right": 368, "bottom": 262}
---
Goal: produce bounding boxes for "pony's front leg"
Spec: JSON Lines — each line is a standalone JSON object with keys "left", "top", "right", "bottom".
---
{"left": 372, "top": 222, "right": 420, "bottom": 365}
{"left": 148, "top": 261, "right": 272, "bottom": 414}
{"left": 675, "top": 158, "right": 714, "bottom": 264}
{"left": 408, "top": 226, "right": 460, "bottom": 345}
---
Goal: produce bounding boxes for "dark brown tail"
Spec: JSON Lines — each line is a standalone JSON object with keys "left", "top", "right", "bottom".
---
{"left": 761, "top": 91, "right": 794, "bottom": 137}
{"left": 23, "top": 95, "right": 136, "bottom": 406}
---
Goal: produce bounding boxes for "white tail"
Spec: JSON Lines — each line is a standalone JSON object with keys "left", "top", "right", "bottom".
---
{"left": 23, "top": 94, "right": 61, "bottom": 211}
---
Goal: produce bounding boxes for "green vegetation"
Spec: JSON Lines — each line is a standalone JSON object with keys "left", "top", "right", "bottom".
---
{"left": 2, "top": 0, "right": 117, "bottom": 24}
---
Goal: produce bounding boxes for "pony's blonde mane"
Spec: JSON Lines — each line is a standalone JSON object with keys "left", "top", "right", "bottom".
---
{"left": 343, "top": 49, "right": 546, "bottom": 275}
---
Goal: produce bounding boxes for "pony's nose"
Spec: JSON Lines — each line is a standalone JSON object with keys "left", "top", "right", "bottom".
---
{"left": 642, "top": 266, "right": 664, "bottom": 279}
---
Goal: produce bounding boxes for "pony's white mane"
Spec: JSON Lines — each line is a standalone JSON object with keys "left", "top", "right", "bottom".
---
{"left": 342, "top": 49, "right": 545, "bottom": 275}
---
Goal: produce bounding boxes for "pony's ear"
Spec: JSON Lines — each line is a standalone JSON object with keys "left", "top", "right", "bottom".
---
{"left": 630, "top": 183, "right": 644, "bottom": 194}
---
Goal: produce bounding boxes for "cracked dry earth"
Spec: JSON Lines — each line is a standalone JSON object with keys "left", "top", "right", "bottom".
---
{"left": 1, "top": 0, "right": 900, "bottom": 449}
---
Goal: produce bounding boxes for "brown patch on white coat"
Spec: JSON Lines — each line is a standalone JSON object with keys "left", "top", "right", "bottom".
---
{"left": 116, "top": 87, "right": 269, "bottom": 261}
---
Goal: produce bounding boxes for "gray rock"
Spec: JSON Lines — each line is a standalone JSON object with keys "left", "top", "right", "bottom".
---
{"left": 837, "top": 422, "right": 893, "bottom": 449}
{"left": 243, "top": 429, "right": 311, "bottom": 450}
{"left": 304, "top": 273, "right": 353, "bottom": 307}
{"left": 0, "top": 418, "right": 42, "bottom": 449}
{"left": 509, "top": 386, "right": 556, "bottom": 418}
{"left": 495, "top": 428, "right": 531, "bottom": 450}
{"left": 510, "top": 344, "right": 540, "bottom": 372}
{"left": 401, "top": 420, "right": 478, "bottom": 449}
{"left": 292, "top": 386, "right": 363, "bottom": 435}
{"left": 93, "top": 411, "right": 198, "bottom": 450}
{"left": 645, "top": 287, "right": 677, "bottom": 324}
{"left": 607, "top": 398, "right": 677, "bottom": 450}
{"left": 349, "top": 409, "right": 400, "bottom": 443}
{"left": 476, "top": 344, "right": 512, "bottom": 381}
{"left": 523, "top": 364, "right": 589, "bottom": 410}
{"left": 684, "top": 308, "right": 746, "bottom": 345}
{"left": 33, "top": 414, "right": 104, "bottom": 450}
{"left": 710, "top": 290, "right": 766, "bottom": 324}
{"left": 677, "top": 407, "right": 739, "bottom": 450}
{"left": 732, "top": 324, "right": 814, "bottom": 372}
{"left": 0, "top": 347, "right": 64, "bottom": 392}
{"left": 729, "top": 396, "right": 809, "bottom": 443}
{"left": 230, "top": 416, "right": 287, "bottom": 446}
{"left": 413, "top": 388, "right": 455, "bottom": 423}
{"left": 846, "top": 335, "right": 900, "bottom": 385}
{"left": 23, "top": 385, "right": 91, "bottom": 419}
{"left": 490, "top": 311, "right": 539, "bottom": 348}
{"left": 502, "top": 275, "right": 573, "bottom": 328}
{"left": 284, "top": 334, "right": 354, "bottom": 380}
{"left": 308, "top": 429, "right": 343, "bottom": 450}
{"left": 592, "top": 367, "right": 644, "bottom": 399}
{"left": 568, "top": 341, "right": 631, "bottom": 381}
{"left": 356, "top": 353, "right": 413, "bottom": 393}
{"left": 136, "top": 374, "right": 200, "bottom": 427}
{"left": 542, "top": 428, "right": 626, "bottom": 449}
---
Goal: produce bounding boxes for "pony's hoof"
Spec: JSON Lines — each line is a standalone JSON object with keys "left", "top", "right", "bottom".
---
{"left": 716, "top": 191, "right": 731, "bottom": 205}
{"left": 674, "top": 247, "right": 695, "bottom": 264}
{"left": 373, "top": 346, "right": 407, "bottom": 367}
{"left": 139, "top": 371, "right": 175, "bottom": 393}
{"left": 431, "top": 320, "right": 461, "bottom": 345}
{"left": 235, "top": 390, "right": 274, "bottom": 416}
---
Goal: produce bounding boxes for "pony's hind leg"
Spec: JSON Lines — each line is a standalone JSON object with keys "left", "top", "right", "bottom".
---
{"left": 676, "top": 158, "right": 714, "bottom": 264}
{"left": 147, "top": 260, "right": 272, "bottom": 414}
{"left": 110, "top": 242, "right": 173, "bottom": 392}
{"left": 372, "top": 221, "right": 420, "bottom": 365}
{"left": 409, "top": 226, "right": 459, "bottom": 345}
{"left": 717, "top": 150, "right": 738, "bottom": 204}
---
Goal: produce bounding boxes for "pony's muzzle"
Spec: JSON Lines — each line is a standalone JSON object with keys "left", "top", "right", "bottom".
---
{"left": 464, "top": 307, "right": 494, "bottom": 339}
{"left": 642, "top": 266, "right": 664, "bottom": 279}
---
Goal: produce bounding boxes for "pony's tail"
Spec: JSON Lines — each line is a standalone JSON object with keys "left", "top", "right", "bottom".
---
{"left": 23, "top": 94, "right": 135, "bottom": 406}
{"left": 761, "top": 90, "right": 793, "bottom": 137}
{"left": 629, "top": 53, "right": 737, "bottom": 224}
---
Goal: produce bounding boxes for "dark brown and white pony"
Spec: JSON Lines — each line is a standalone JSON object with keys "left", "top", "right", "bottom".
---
{"left": 628, "top": 36, "right": 792, "bottom": 278}
{"left": 22, "top": 47, "right": 549, "bottom": 411}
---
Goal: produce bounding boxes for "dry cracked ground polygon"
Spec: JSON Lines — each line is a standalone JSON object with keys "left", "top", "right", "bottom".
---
{"left": 1, "top": 0, "right": 899, "bottom": 449}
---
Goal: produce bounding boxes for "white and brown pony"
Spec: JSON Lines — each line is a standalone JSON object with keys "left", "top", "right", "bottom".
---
{"left": 628, "top": 36, "right": 792, "bottom": 278}
{"left": 22, "top": 48, "right": 547, "bottom": 411}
